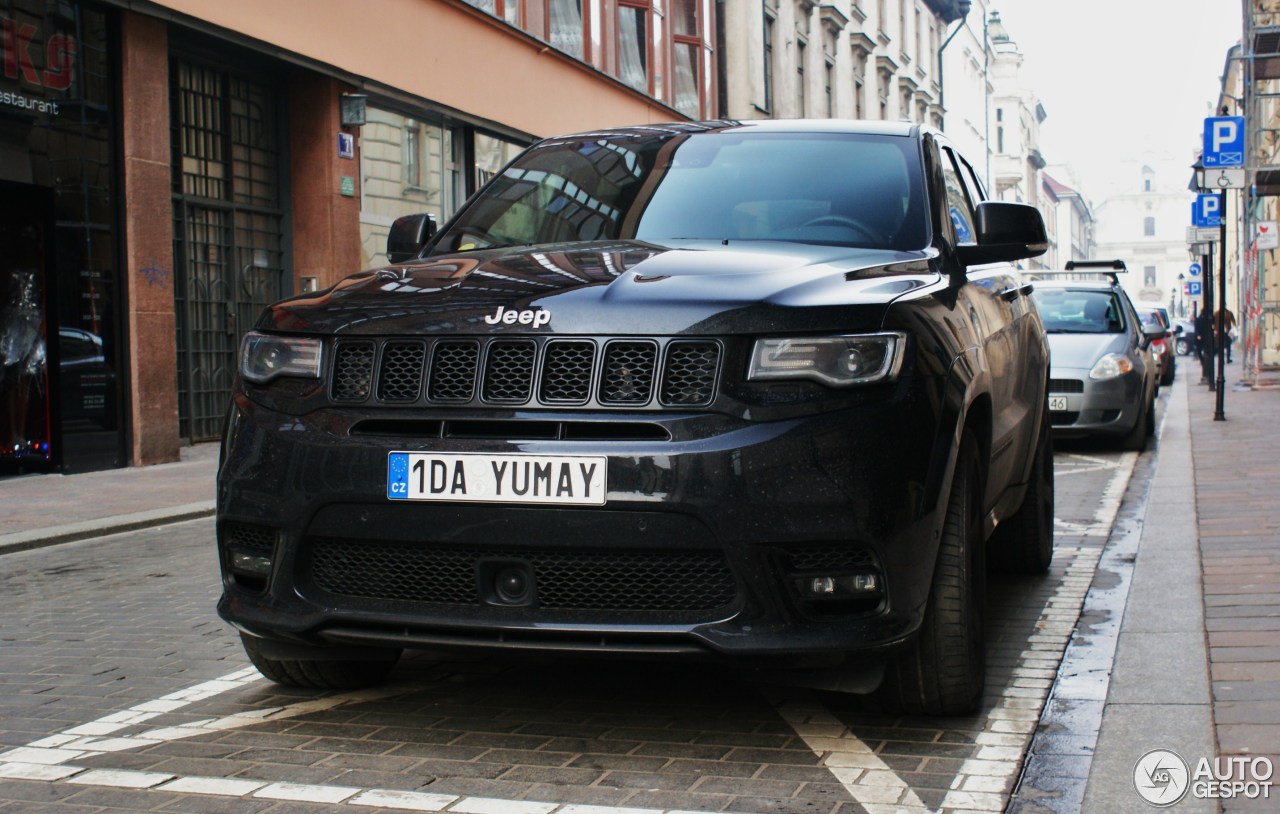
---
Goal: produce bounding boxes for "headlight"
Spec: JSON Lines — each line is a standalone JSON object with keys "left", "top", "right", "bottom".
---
{"left": 239, "top": 332, "right": 323, "bottom": 384}
{"left": 748, "top": 333, "right": 905, "bottom": 387}
{"left": 1088, "top": 352, "right": 1134, "bottom": 381}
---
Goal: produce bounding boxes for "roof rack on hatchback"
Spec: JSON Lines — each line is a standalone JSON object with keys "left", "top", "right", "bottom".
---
{"left": 1031, "top": 259, "right": 1128, "bottom": 286}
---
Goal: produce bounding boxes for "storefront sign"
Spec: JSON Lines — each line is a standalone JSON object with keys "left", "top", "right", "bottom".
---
{"left": 1, "top": 14, "right": 78, "bottom": 117}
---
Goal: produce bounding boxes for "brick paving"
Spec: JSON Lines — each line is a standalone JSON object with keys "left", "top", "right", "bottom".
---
{"left": 7, "top": 390, "right": 1264, "bottom": 811}
{"left": 1187, "top": 371, "right": 1280, "bottom": 811}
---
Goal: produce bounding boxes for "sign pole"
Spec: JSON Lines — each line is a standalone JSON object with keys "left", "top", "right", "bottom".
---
{"left": 1215, "top": 190, "right": 1227, "bottom": 421}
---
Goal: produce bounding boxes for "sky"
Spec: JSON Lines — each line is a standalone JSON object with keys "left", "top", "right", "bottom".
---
{"left": 988, "top": 0, "right": 1244, "bottom": 203}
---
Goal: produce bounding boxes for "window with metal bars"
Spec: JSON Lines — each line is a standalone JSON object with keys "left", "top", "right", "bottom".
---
{"left": 170, "top": 55, "right": 286, "bottom": 441}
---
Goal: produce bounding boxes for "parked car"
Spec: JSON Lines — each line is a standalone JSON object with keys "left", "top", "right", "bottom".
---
{"left": 1174, "top": 318, "right": 1198, "bottom": 356}
{"left": 1032, "top": 263, "right": 1161, "bottom": 450}
{"left": 217, "top": 120, "right": 1054, "bottom": 716}
{"left": 1136, "top": 306, "right": 1176, "bottom": 386}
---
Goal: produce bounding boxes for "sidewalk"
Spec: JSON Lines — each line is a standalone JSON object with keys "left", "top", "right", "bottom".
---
{"left": 1184, "top": 367, "right": 1280, "bottom": 801}
{"left": 0, "top": 442, "right": 219, "bottom": 555}
{"left": 1065, "top": 361, "right": 1280, "bottom": 812}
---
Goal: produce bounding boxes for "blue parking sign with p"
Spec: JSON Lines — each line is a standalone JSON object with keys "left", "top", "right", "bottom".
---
{"left": 1193, "top": 194, "right": 1221, "bottom": 228}
{"left": 1203, "top": 116, "right": 1245, "bottom": 167}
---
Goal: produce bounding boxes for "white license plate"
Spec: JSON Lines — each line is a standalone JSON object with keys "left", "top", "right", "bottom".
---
{"left": 1048, "top": 396, "right": 1068, "bottom": 412}
{"left": 387, "top": 452, "right": 607, "bottom": 505}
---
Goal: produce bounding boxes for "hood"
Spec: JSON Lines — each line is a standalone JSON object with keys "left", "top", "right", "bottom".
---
{"left": 1046, "top": 332, "right": 1131, "bottom": 371}
{"left": 259, "top": 240, "right": 941, "bottom": 336}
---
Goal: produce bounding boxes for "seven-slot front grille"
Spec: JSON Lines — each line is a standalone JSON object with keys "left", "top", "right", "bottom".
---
{"left": 328, "top": 336, "right": 720, "bottom": 409}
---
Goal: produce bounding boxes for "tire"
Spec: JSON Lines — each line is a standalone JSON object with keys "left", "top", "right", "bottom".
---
{"left": 240, "top": 633, "right": 401, "bottom": 690}
{"left": 989, "top": 411, "right": 1054, "bottom": 574}
{"left": 1175, "top": 338, "right": 1191, "bottom": 356}
{"left": 882, "top": 434, "right": 986, "bottom": 716}
{"left": 1160, "top": 360, "right": 1175, "bottom": 387}
{"left": 1122, "top": 391, "right": 1151, "bottom": 451}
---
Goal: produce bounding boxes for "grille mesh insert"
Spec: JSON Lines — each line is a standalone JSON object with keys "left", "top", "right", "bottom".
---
{"left": 378, "top": 341, "right": 426, "bottom": 401}
{"left": 541, "top": 341, "right": 596, "bottom": 403}
{"left": 331, "top": 342, "right": 375, "bottom": 401}
{"left": 308, "top": 539, "right": 738, "bottom": 613}
{"left": 483, "top": 340, "right": 537, "bottom": 403}
{"left": 429, "top": 341, "right": 480, "bottom": 401}
{"left": 600, "top": 341, "right": 657, "bottom": 404}
{"left": 784, "top": 545, "right": 879, "bottom": 572}
{"left": 661, "top": 342, "right": 720, "bottom": 406}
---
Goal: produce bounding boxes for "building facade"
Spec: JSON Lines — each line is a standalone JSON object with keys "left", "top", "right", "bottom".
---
{"left": 1093, "top": 163, "right": 1197, "bottom": 317}
{"left": 716, "top": 0, "right": 970, "bottom": 132}
{"left": 1039, "top": 170, "right": 1096, "bottom": 273}
{"left": 0, "top": 0, "right": 717, "bottom": 473}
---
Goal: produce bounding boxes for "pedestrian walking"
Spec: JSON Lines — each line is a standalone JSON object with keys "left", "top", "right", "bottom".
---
{"left": 1216, "top": 307, "right": 1236, "bottom": 363}
{"left": 1196, "top": 307, "right": 1216, "bottom": 386}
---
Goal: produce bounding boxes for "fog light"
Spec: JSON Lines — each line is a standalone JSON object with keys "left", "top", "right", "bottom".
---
{"left": 229, "top": 549, "right": 273, "bottom": 577}
{"left": 810, "top": 577, "right": 836, "bottom": 595}
{"left": 795, "top": 573, "right": 880, "bottom": 598}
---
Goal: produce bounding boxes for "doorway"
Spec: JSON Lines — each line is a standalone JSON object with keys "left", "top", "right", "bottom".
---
{"left": 170, "top": 56, "right": 287, "bottom": 442}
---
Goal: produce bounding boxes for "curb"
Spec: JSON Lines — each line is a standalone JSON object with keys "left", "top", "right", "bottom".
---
{"left": 0, "top": 502, "right": 216, "bottom": 556}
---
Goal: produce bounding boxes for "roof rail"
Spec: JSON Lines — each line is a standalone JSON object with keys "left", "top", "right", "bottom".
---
{"left": 1064, "top": 260, "right": 1127, "bottom": 272}
{"left": 1030, "top": 259, "right": 1128, "bottom": 286}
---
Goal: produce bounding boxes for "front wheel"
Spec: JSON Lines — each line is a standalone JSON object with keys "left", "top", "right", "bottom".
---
{"left": 882, "top": 434, "right": 986, "bottom": 716}
{"left": 1121, "top": 391, "right": 1151, "bottom": 452}
{"left": 1176, "top": 338, "right": 1191, "bottom": 356}
{"left": 240, "top": 633, "right": 401, "bottom": 690}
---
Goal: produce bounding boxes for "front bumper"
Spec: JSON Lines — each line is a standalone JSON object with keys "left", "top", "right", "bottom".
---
{"left": 1047, "top": 366, "right": 1145, "bottom": 437}
{"left": 216, "top": 389, "right": 950, "bottom": 663}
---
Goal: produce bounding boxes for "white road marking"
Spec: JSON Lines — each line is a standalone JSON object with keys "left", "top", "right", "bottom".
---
{"left": 0, "top": 666, "right": 754, "bottom": 813}
{"left": 771, "top": 451, "right": 1137, "bottom": 813}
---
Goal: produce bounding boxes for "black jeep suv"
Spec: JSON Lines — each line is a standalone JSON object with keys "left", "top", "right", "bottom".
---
{"left": 217, "top": 120, "right": 1053, "bottom": 715}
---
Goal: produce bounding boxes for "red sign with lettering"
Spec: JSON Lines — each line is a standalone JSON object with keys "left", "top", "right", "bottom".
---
{"left": 2, "top": 17, "right": 77, "bottom": 91}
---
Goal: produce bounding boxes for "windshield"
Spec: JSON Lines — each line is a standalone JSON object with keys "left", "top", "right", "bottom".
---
{"left": 1033, "top": 288, "right": 1127, "bottom": 334}
{"left": 434, "top": 129, "right": 928, "bottom": 254}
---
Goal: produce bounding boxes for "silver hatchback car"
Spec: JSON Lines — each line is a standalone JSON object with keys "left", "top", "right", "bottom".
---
{"left": 1031, "top": 263, "right": 1161, "bottom": 450}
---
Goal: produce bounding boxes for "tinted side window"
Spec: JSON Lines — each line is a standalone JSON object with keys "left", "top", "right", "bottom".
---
{"left": 940, "top": 148, "right": 977, "bottom": 245}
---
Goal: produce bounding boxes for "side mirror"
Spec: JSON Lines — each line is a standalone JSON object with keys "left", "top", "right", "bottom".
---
{"left": 956, "top": 201, "right": 1049, "bottom": 266}
{"left": 386, "top": 213, "right": 438, "bottom": 263}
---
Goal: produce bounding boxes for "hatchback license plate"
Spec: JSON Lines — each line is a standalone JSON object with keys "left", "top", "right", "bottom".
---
{"left": 387, "top": 452, "right": 607, "bottom": 505}
{"left": 1048, "top": 396, "right": 1068, "bottom": 412}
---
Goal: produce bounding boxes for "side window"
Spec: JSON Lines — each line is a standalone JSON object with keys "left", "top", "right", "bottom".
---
{"left": 940, "top": 147, "right": 977, "bottom": 245}
{"left": 958, "top": 156, "right": 987, "bottom": 204}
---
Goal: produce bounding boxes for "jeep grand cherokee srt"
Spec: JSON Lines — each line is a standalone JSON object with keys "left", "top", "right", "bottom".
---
{"left": 217, "top": 120, "right": 1053, "bottom": 716}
